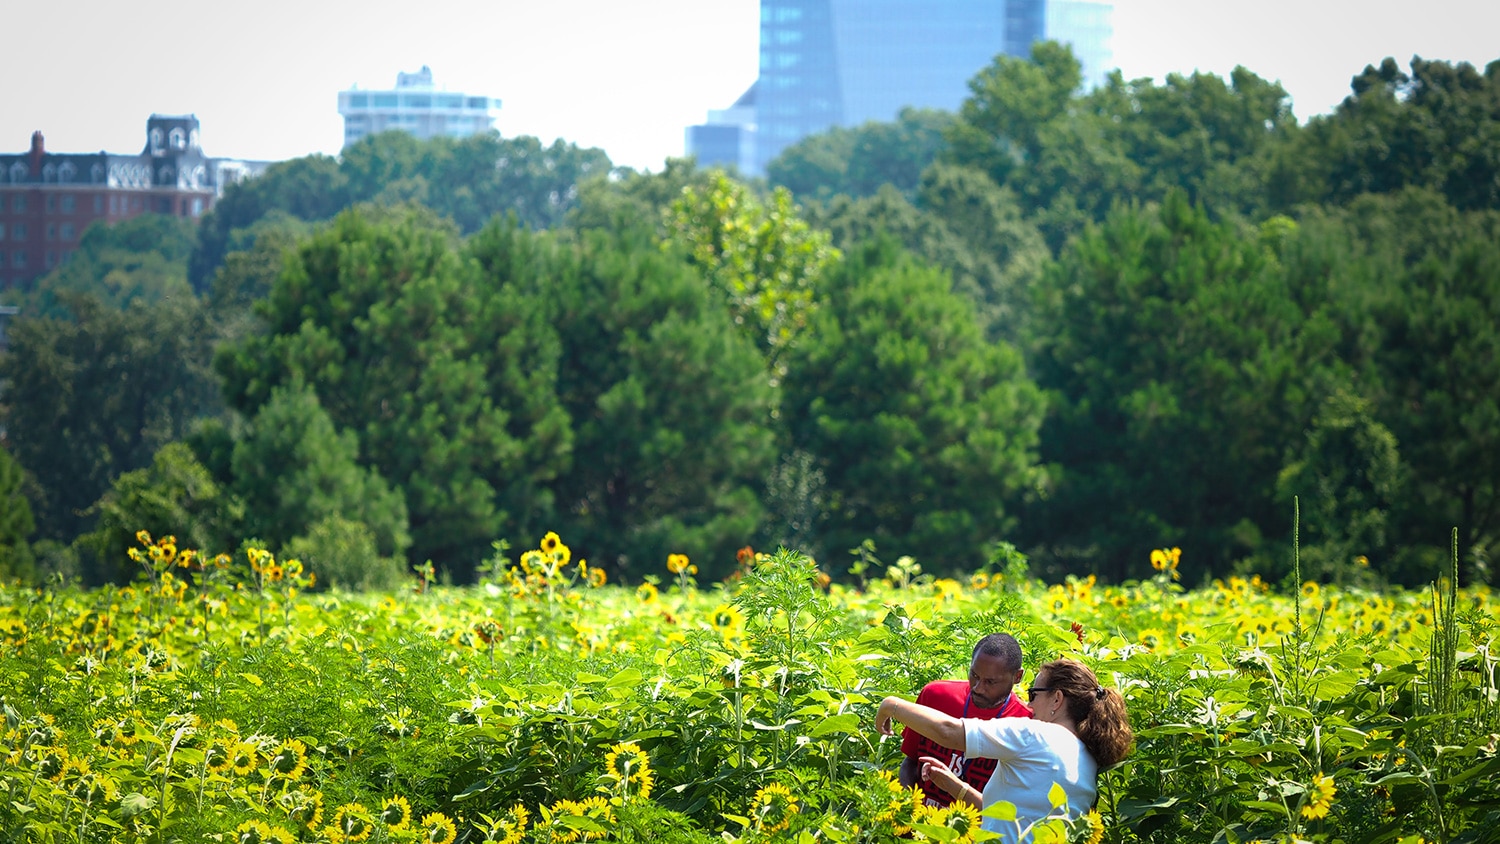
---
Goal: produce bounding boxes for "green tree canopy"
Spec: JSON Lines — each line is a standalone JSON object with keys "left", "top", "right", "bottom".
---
{"left": 17, "top": 214, "right": 198, "bottom": 318}
{"left": 780, "top": 239, "right": 1045, "bottom": 573}
{"left": 0, "top": 294, "right": 223, "bottom": 555}
{"left": 522, "top": 223, "right": 778, "bottom": 579}
{"left": 0, "top": 444, "right": 35, "bottom": 581}
{"left": 217, "top": 207, "right": 571, "bottom": 578}
{"left": 767, "top": 107, "right": 955, "bottom": 202}
{"left": 229, "top": 382, "right": 409, "bottom": 559}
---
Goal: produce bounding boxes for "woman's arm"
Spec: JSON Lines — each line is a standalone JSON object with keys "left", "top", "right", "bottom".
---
{"left": 876, "top": 696, "right": 966, "bottom": 752}
{"left": 918, "top": 755, "right": 983, "bottom": 809}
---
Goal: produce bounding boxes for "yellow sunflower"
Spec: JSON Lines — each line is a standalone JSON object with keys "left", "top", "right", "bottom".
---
{"left": 419, "top": 811, "right": 457, "bottom": 844}
{"left": 604, "top": 741, "right": 654, "bottom": 800}
{"left": 751, "top": 782, "right": 800, "bottom": 834}
{"left": 229, "top": 740, "right": 260, "bottom": 777}
{"left": 485, "top": 803, "right": 528, "bottom": 844}
{"left": 380, "top": 795, "right": 412, "bottom": 830}
{"left": 267, "top": 738, "right": 308, "bottom": 781}
{"left": 328, "top": 802, "right": 374, "bottom": 843}
{"left": 278, "top": 788, "right": 324, "bottom": 829}
{"left": 635, "top": 582, "right": 659, "bottom": 603}
{"left": 927, "top": 800, "right": 982, "bottom": 843}
{"left": 1301, "top": 772, "right": 1336, "bottom": 820}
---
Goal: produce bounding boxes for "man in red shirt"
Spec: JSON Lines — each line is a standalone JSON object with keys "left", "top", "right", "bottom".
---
{"left": 899, "top": 633, "right": 1031, "bottom": 807}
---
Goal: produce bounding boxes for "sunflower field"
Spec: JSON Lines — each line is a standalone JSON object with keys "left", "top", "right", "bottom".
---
{"left": 0, "top": 531, "right": 1496, "bottom": 844}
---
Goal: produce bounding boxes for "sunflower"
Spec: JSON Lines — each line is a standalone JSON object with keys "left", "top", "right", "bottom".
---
{"left": 635, "top": 583, "right": 659, "bottom": 604}
{"left": 329, "top": 802, "right": 374, "bottom": 843}
{"left": 751, "top": 782, "right": 800, "bottom": 834}
{"left": 278, "top": 788, "right": 324, "bottom": 829}
{"left": 1082, "top": 809, "right": 1104, "bottom": 844}
{"left": 666, "top": 554, "right": 692, "bottom": 574}
{"left": 70, "top": 770, "right": 118, "bottom": 805}
{"left": 1301, "top": 772, "right": 1336, "bottom": 820}
{"left": 543, "top": 799, "right": 589, "bottom": 844}
{"left": 380, "top": 795, "right": 412, "bottom": 830}
{"left": 604, "top": 740, "right": 654, "bottom": 800}
{"left": 485, "top": 803, "right": 528, "bottom": 844}
{"left": 205, "top": 737, "right": 236, "bottom": 774}
{"left": 540, "top": 531, "right": 562, "bottom": 553}
{"left": 709, "top": 604, "right": 744, "bottom": 636}
{"left": 927, "top": 800, "right": 982, "bottom": 843}
{"left": 267, "top": 738, "right": 308, "bottom": 781}
{"left": 578, "top": 796, "right": 615, "bottom": 839}
{"left": 419, "top": 811, "right": 457, "bottom": 844}
{"left": 230, "top": 740, "right": 260, "bottom": 777}
{"left": 236, "top": 820, "right": 274, "bottom": 844}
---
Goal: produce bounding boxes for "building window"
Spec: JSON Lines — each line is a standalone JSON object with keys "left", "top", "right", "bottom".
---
{"left": 11, "top": 194, "right": 25, "bottom": 212}
{"left": 42, "top": 164, "right": 57, "bottom": 183}
{"left": 169, "top": 128, "right": 186, "bottom": 149}
{"left": 8, "top": 163, "right": 25, "bottom": 183}
{"left": 93, "top": 195, "right": 103, "bottom": 213}
{"left": 0, "top": 224, "right": 5, "bottom": 240}
{"left": 60, "top": 223, "right": 74, "bottom": 240}
{"left": 11, "top": 223, "right": 24, "bottom": 241}
{"left": 46, "top": 194, "right": 56, "bottom": 211}
{"left": 191, "top": 198, "right": 204, "bottom": 216}
{"left": 11, "top": 251, "right": 23, "bottom": 268}
{"left": 45, "top": 223, "right": 55, "bottom": 241}
{"left": 61, "top": 195, "right": 75, "bottom": 212}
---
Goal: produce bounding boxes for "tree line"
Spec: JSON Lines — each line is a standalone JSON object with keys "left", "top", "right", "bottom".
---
{"left": 1, "top": 44, "right": 1496, "bottom": 589}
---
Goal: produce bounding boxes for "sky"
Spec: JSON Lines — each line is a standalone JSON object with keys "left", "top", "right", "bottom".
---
{"left": 3, "top": 0, "right": 1497, "bottom": 172}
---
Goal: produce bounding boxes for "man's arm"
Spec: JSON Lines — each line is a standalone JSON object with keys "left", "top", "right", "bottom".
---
{"left": 876, "top": 696, "right": 966, "bottom": 751}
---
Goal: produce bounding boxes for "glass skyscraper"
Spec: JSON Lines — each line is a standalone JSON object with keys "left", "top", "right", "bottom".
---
{"left": 735, "top": 0, "right": 1111, "bottom": 175}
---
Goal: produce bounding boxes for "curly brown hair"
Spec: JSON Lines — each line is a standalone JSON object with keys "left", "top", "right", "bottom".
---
{"left": 1038, "top": 658, "right": 1134, "bottom": 769}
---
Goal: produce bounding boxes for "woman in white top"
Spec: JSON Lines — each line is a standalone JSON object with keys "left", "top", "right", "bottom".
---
{"left": 875, "top": 658, "right": 1133, "bottom": 842}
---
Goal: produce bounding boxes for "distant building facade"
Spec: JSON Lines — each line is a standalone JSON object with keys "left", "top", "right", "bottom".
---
{"left": 0, "top": 115, "right": 268, "bottom": 290}
{"left": 687, "top": 0, "right": 1113, "bottom": 176}
{"left": 338, "top": 66, "right": 502, "bottom": 149}
{"left": 685, "top": 82, "right": 758, "bottom": 173}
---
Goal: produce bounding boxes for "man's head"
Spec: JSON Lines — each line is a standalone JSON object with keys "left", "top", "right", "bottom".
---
{"left": 968, "top": 633, "right": 1025, "bottom": 708}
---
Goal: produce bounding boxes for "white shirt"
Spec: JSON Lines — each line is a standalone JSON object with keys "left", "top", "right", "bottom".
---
{"left": 962, "top": 717, "right": 1098, "bottom": 843}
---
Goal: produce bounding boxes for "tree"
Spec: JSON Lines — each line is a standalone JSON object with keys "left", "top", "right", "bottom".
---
{"left": 217, "top": 207, "right": 570, "bottom": 578}
{"left": 767, "top": 108, "right": 955, "bottom": 202}
{"left": 0, "top": 444, "right": 35, "bottom": 581}
{"left": 1022, "top": 193, "right": 1337, "bottom": 582}
{"left": 780, "top": 239, "right": 1046, "bottom": 573}
{"left": 17, "top": 214, "right": 198, "bottom": 318}
{"left": 533, "top": 223, "right": 778, "bottom": 579}
{"left": 189, "top": 154, "right": 348, "bottom": 289}
{"left": 664, "top": 171, "right": 839, "bottom": 367}
{"left": 230, "top": 383, "right": 409, "bottom": 560}
{"left": 76, "top": 442, "right": 238, "bottom": 583}
{"left": 0, "top": 294, "right": 223, "bottom": 547}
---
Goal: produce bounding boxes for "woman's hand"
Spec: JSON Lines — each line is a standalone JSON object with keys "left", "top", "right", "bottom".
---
{"left": 919, "top": 755, "right": 980, "bottom": 808}
{"left": 918, "top": 755, "right": 960, "bottom": 792}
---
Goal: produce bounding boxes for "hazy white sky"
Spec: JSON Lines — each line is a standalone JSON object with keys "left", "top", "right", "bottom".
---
{"left": 3, "top": 1, "right": 1496, "bottom": 171}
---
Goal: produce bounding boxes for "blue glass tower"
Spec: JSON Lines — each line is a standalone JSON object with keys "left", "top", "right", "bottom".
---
{"left": 750, "top": 0, "right": 1105, "bottom": 175}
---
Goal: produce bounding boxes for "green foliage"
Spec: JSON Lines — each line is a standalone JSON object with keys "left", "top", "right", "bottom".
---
{"left": 767, "top": 107, "right": 955, "bottom": 203}
{"left": 1023, "top": 193, "right": 1328, "bottom": 581}
{"left": 0, "top": 444, "right": 34, "bottom": 581}
{"left": 781, "top": 239, "right": 1046, "bottom": 575}
{"left": 14, "top": 214, "right": 198, "bottom": 319}
{"left": 0, "top": 294, "right": 223, "bottom": 554}
{"left": 282, "top": 516, "right": 408, "bottom": 592}
{"left": 537, "top": 223, "right": 777, "bottom": 579}
{"left": 218, "top": 207, "right": 570, "bottom": 577}
{"left": 809, "top": 165, "right": 1048, "bottom": 342}
{"left": 230, "top": 382, "right": 409, "bottom": 559}
{"left": 189, "top": 132, "right": 612, "bottom": 289}
{"left": 76, "top": 442, "right": 238, "bottom": 582}
{"left": 665, "top": 171, "right": 839, "bottom": 365}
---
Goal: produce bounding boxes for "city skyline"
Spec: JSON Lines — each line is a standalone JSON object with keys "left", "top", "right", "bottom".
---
{"left": 2, "top": 0, "right": 1497, "bottom": 172}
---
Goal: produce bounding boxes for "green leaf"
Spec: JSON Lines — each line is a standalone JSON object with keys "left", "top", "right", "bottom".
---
{"left": 117, "top": 792, "right": 156, "bottom": 818}
{"left": 981, "top": 800, "right": 1018, "bottom": 822}
{"left": 810, "top": 713, "right": 861, "bottom": 737}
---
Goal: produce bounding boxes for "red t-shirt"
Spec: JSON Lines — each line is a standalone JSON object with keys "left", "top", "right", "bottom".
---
{"left": 899, "top": 679, "right": 1032, "bottom": 807}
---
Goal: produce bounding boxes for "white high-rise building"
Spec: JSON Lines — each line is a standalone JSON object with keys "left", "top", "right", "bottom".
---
{"left": 337, "top": 66, "right": 502, "bottom": 149}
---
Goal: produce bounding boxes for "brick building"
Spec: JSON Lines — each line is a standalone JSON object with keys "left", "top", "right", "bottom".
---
{"left": 0, "top": 115, "right": 268, "bottom": 290}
